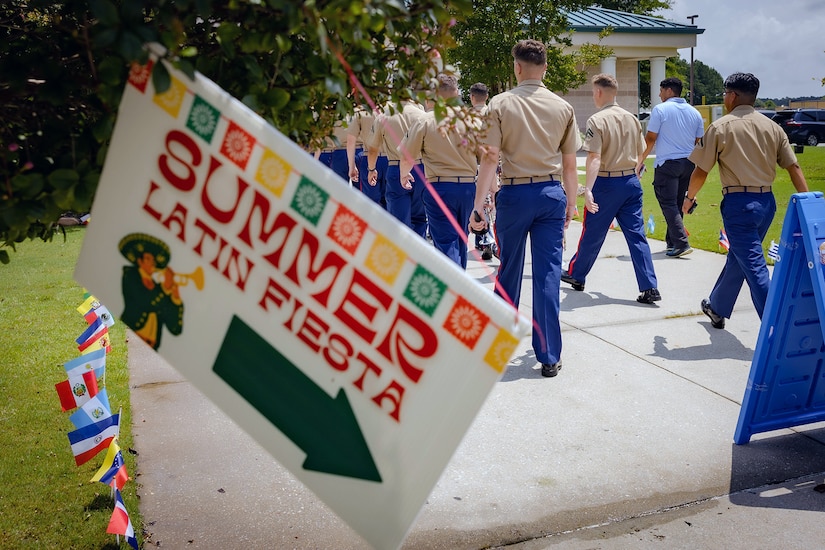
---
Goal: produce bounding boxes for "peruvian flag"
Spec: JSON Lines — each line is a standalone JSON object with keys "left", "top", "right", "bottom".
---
{"left": 55, "top": 371, "right": 99, "bottom": 412}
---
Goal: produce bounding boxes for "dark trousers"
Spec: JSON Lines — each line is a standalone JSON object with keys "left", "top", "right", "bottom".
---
{"left": 653, "top": 158, "right": 694, "bottom": 250}
{"left": 494, "top": 181, "right": 566, "bottom": 365}
{"left": 423, "top": 182, "right": 475, "bottom": 269}
{"left": 567, "top": 175, "right": 657, "bottom": 292}
{"left": 386, "top": 163, "right": 427, "bottom": 238}
{"left": 356, "top": 151, "right": 387, "bottom": 208}
{"left": 320, "top": 149, "right": 349, "bottom": 183}
{"left": 709, "top": 192, "right": 776, "bottom": 319}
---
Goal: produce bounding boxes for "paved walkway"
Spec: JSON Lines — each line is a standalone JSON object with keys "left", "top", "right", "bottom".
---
{"left": 130, "top": 216, "right": 825, "bottom": 549}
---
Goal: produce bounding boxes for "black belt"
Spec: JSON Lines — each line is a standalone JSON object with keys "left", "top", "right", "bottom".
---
{"left": 501, "top": 175, "right": 561, "bottom": 185}
{"left": 321, "top": 147, "right": 347, "bottom": 153}
{"left": 598, "top": 169, "right": 636, "bottom": 177}
{"left": 722, "top": 186, "right": 772, "bottom": 195}
{"left": 430, "top": 176, "right": 476, "bottom": 183}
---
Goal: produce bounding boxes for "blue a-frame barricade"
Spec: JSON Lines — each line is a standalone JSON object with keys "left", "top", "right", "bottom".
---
{"left": 734, "top": 192, "right": 825, "bottom": 444}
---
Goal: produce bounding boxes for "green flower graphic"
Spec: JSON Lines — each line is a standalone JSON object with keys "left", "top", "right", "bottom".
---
{"left": 187, "top": 96, "right": 220, "bottom": 143}
{"left": 291, "top": 177, "right": 328, "bottom": 225}
{"left": 404, "top": 265, "right": 445, "bottom": 316}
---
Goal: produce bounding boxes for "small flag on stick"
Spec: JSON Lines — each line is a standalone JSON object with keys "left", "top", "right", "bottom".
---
{"left": 55, "top": 371, "right": 99, "bottom": 412}
{"left": 69, "top": 388, "right": 112, "bottom": 429}
{"left": 91, "top": 437, "right": 129, "bottom": 490}
{"left": 647, "top": 214, "right": 655, "bottom": 235}
{"left": 719, "top": 228, "right": 730, "bottom": 251}
{"left": 768, "top": 239, "right": 780, "bottom": 263}
{"left": 67, "top": 414, "right": 120, "bottom": 466}
{"left": 107, "top": 489, "right": 139, "bottom": 550}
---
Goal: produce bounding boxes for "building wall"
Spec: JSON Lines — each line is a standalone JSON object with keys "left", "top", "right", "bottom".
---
{"left": 560, "top": 60, "right": 640, "bottom": 133}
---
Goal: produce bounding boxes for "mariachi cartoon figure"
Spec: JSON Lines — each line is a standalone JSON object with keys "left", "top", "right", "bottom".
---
{"left": 118, "top": 233, "right": 184, "bottom": 350}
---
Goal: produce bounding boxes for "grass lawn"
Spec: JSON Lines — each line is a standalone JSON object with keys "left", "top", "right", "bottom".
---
{"left": 0, "top": 227, "right": 140, "bottom": 549}
{"left": 576, "top": 145, "right": 825, "bottom": 254}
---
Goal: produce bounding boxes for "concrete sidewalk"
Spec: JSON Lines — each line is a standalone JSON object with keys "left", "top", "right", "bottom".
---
{"left": 130, "top": 220, "right": 825, "bottom": 549}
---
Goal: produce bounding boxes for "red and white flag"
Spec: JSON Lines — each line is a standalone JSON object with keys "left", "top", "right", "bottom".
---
{"left": 107, "top": 489, "right": 139, "bottom": 549}
{"left": 55, "top": 371, "right": 99, "bottom": 412}
{"left": 719, "top": 228, "right": 730, "bottom": 251}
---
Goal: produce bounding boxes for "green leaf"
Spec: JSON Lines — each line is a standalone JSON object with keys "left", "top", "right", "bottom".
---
{"left": 264, "top": 88, "right": 291, "bottom": 110}
{"left": 47, "top": 169, "right": 80, "bottom": 191}
{"left": 90, "top": 0, "right": 121, "bottom": 26}
{"left": 152, "top": 62, "right": 171, "bottom": 94}
{"left": 175, "top": 58, "right": 196, "bottom": 81}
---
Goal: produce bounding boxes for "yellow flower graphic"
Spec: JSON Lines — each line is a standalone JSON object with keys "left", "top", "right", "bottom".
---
{"left": 483, "top": 329, "right": 521, "bottom": 372}
{"left": 255, "top": 148, "right": 292, "bottom": 197}
{"left": 152, "top": 75, "right": 187, "bottom": 118}
{"left": 365, "top": 235, "right": 405, "bottom": 285}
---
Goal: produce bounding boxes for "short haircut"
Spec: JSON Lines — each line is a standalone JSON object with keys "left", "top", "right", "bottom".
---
{"left": 724, "top": 72, "right": 759, "bottom": 98}
{"left": 512, "top": 39, "right": 546, "bottom": 66}
{"left": 437, "top": 73, "right": 458, "bottom": 94}
{"left": 469, "top": 82, "right": 489, "bottom": 97}
{"left": 592, "top": 73, "right": 618, "bottom": 90}
{"left": 660, "top": 77, "right": 683, "bottom": 96}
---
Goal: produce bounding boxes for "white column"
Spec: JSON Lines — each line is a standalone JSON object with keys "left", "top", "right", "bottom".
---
{"left": 600, "top": 55, "right": 617, "bottom": 76}
{"left": 650, "top": 56, "right": 666, "bottom": 108}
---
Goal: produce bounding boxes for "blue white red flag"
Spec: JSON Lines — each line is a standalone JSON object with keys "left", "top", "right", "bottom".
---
{"left": 719, "top": 228, "right": 730, "bottom": 251}
{"left": 69, "top": 388, "right": 111, "bottom": 429}
{"left": 107, "top": 489, "right": 139, "bottom": 550}
{"left": 76, "top": 318, "right": 109, "bottom": 353}
{"left": 55, "top": 371, "right": 99, "bottom": 412}
{"left": 67, "top": 414, "right": 120, "bottom": 466}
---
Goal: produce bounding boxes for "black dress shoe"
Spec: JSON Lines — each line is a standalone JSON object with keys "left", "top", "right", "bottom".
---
{"left": 636, "top": 288, "right": 661, "bottom": 304}
{"left": 561, "top": 270, "right": 584, "bottom": 291}
{"left": 541, "top": 362, "right": 562, "bottom": 377}
{"left": 701, "top": 299, "right": 725, "bottom": 329}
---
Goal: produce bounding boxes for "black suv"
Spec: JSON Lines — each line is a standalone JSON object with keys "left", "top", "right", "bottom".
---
{"left": 772, "top": 109, "right": 825, "bottom": 146}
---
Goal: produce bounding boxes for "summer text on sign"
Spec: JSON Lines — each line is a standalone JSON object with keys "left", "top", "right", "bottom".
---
{"left": 75, "top": 52, "right": 530, "bottom": 549}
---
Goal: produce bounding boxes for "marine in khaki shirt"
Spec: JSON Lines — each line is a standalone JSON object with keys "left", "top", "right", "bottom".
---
{"left": 346, "top": 106, "right": 372, "bottom": 183}
{"left": 366, "top": 100, "right": 429, "bottom": 236}
{"left": 399, "top": 74, "right": 481, "bottom": 268}
{"left": 563, "top": 73, "right": 660, "bottom": 305}
{"left": 468, "top": 39, "right": 580, "bottom": 378}
{"left": 683, "top": 72, "right": 808, "bottom": 328}
{"left": 400, "top": 108, "right": 480, "bottom": 181}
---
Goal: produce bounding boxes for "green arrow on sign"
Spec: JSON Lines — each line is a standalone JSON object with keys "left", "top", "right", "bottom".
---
{"left": 213, "top": 315, "right": 381, "bottom": 482}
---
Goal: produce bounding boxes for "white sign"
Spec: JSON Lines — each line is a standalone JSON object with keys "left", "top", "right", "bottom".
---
{"left": 75, "top": 56, "right": 530, "bottom": 549}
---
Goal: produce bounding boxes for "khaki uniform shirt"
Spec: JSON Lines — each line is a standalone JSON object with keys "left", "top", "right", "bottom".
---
{"left": 367, "top": 102, "right": 427, "bottom": 161}
{"left": 483, "top": 79, "right": 580, "bottom": 179}
{"left": 583, "top": 102, "right": 645, "bottom": 171}
{"left": 689, "top": 105, "right": 797, "bottom": 189}
{"left": 346, "top": 107, "right": 374, "bottom": 146}
{"left": 400, "top": 106, "right": 480, "bottom": 179}
{"left": 322, "top": 122, "right": 351, "bottom": 150}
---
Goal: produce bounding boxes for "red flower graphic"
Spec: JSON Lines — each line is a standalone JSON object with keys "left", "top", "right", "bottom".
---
{"left": 443, "top": 296, "right": 489, "bottom": 349}
{"left": 220, "top": 120, "right": 256, "bottom": 170}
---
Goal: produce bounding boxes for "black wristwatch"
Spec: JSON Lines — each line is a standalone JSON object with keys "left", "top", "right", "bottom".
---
{"left": 368, "top": 167, "right": 377, "bottom": 172}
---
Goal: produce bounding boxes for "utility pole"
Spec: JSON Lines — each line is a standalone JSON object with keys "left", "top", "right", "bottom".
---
{"left": 687, "top": 14, "right": 699, "bottom": 105}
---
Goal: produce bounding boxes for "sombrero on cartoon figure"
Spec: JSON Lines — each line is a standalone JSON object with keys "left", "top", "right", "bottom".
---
{"left": 118, "top": 233, "right": 171, "bottom": 268}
